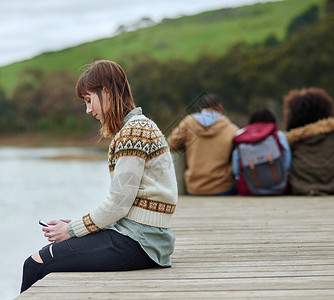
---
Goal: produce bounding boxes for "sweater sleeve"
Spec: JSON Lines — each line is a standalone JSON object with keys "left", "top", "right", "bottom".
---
{"left": 278, "top": 130, "right": 292, "bottom": 170}
{"left": 167, "top": 118, "right": 188, "bottom": 151}
{"left": 232, "top": 148, "right": 240, "bottom": 177}
{"left": 68, "top": 140, "right": 146, "bottom": 238}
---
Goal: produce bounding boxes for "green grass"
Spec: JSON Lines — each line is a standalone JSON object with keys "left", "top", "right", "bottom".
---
{"left": 0, "top": 0, "right": 325, "bottom": 96}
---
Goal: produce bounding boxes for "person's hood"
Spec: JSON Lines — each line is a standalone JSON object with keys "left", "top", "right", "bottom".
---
{"left": 233, "top": 122, "right": 276, "bottom": 144}
{"left": 185, "top": 112, "right": 232, "bottom": 137}
{"left": 285, "top": 117, "right": 334, "bottom": 145}
{"left": 193, "top": 110, "right": 222, "bottom": 127}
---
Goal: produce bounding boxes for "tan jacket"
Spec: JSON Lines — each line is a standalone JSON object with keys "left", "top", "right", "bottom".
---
{"left": 168, "top": 113, "right": 239, "bottom": 195}
{"left": 285, "top": 117, "right": 334, "bottom": 195}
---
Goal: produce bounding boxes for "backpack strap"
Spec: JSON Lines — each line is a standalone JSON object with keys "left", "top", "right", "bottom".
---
{"left": 248, "top": 158, "right": 261, "bottom": 188}
{"left": 272, "top": 130, "right": 284, "bottom": 155}
{"left": 267, "top": 153, "right": 280, "bottom": 183}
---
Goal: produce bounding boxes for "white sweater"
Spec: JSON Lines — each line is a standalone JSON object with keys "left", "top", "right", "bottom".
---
{"left": 69, "top": 108, "right": 178, "bottom": 238}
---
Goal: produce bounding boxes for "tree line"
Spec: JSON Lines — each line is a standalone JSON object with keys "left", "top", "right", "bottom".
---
{"left": 0, "top": 2, "right": 333, "bottom": 134}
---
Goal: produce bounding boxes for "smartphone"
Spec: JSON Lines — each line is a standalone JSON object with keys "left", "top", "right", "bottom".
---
{"left": 39, "top": 219, "right": 49, "bottom": 227}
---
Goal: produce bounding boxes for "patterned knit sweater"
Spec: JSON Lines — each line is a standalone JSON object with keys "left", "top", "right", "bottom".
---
{"left": 69, "top": 108, "right": 178, "bottom": 238}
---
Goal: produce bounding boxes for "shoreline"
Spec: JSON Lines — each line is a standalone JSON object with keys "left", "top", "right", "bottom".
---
{"left": 0, "top": 132, "right": 111, "bottom": 148}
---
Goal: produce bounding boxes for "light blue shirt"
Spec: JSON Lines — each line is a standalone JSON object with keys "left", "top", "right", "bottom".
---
{"left": 107, "top": 218, "right": 175, "bottom": 267}
{"left": 232, "top": 130, "right": 291, "bottom": 177}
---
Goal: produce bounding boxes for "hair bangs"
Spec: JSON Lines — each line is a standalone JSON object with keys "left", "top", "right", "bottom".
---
{"left": 75, "top": 73, "right": 90, "bottom": 100}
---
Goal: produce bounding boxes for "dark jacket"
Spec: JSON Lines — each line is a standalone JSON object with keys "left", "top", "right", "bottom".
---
{"left": 285, "top": 118, "right": 334, "bottom": 195}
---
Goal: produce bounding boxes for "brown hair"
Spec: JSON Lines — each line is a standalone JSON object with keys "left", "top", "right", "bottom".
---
{"left": 201, "top": 93, "right": 223, "bottom": 112}
{"left": 283, "top": 88, "right": 334, "bottom": 131}
{"left": 76, "top": 60, "right": 136, "bottom": 137}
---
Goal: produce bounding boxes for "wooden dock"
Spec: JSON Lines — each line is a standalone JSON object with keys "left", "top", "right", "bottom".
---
{"left": 16, "top": 196, "right": 334, "bottom": 299}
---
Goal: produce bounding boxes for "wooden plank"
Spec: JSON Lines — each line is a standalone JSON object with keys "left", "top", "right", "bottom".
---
{"left": 30, "top": 271, "right": 334, "bottom": 281}
{"left": 24, "top": 276, "right": 334, "bottom": 291}
{"left": 16, "top": 196, "right": 334, "bottom": 299}
{"left": 15, "top": 290, "right": 334, "bottom": 300}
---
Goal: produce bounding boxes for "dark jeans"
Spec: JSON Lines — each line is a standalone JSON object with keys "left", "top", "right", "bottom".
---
{"left": 21, "top": 229, "right": 158, "bottom": 293}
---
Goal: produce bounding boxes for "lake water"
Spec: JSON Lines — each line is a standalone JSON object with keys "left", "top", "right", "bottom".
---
{"left": 0, "top": 147, "right": 110, "bottom": 300}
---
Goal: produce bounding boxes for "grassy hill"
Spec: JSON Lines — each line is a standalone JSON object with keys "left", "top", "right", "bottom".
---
{"left": 0, "top": 0, "right": 325, "bottom": 96}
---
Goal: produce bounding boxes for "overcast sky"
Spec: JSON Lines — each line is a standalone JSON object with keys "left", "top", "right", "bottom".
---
{"left": 0, "top": 0, "right": 279, "bottom": 66}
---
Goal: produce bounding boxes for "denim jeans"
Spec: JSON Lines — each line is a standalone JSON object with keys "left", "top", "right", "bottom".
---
{"left": 21, "top": 229, "right": 158, "bottom": 293}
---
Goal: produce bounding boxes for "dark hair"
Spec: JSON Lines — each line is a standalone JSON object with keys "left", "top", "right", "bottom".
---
{"left": 76, "top": 60, "right": 136, "bottom": 137}
{"left": 284, "top": 88, "right": 334, "bottom": 130}
{"left": 248, "top": 108, "right": 277, "bottom": 124}
{"left": 201, "top": 94, "right": 223, "bottom": 112}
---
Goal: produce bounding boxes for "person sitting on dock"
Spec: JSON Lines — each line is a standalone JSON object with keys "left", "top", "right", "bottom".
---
{"left": 167, "top": 93, "right": 239, "bottom": 196}
{"left": 20, "top": 60, "right": 178, "bottom": 293}
{"left": 283, "top": 87, "right": 334, "bottom": 195}
{"left": 232, "top": 108, "right": 291, "bottom": 195}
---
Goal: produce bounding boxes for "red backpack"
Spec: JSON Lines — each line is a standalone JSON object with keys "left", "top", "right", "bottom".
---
{"left": 233, "top": 122, "right": 287, "bottom": 195}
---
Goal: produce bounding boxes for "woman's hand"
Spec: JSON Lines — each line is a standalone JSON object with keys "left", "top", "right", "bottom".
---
{"left": 42, "top": 219, "right": 72, "bottom": 243}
